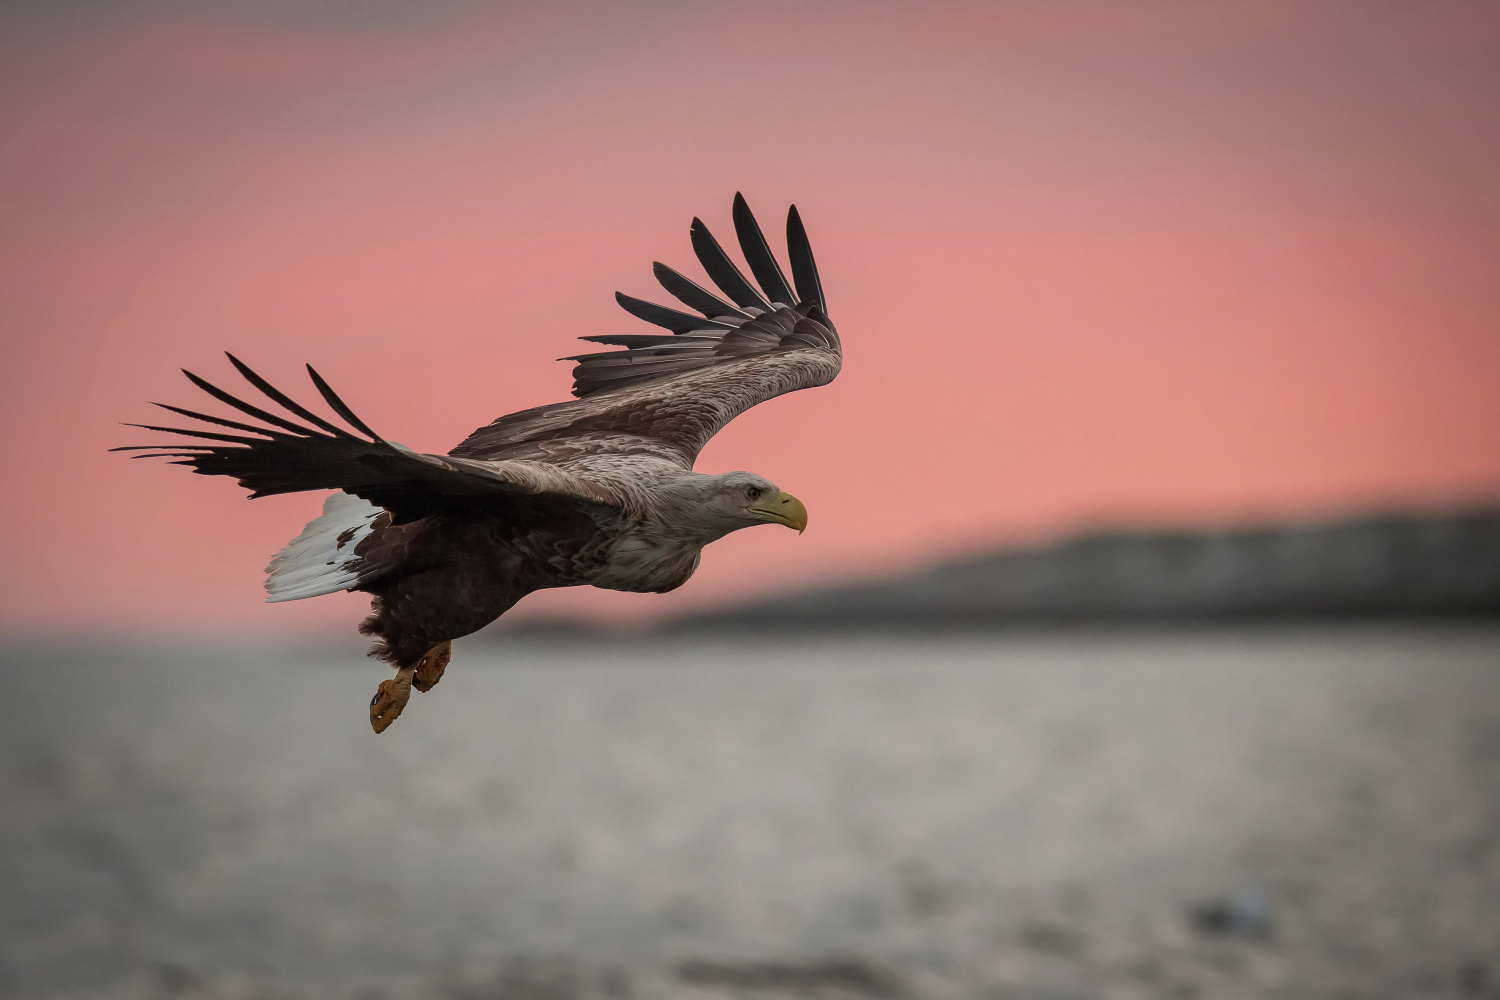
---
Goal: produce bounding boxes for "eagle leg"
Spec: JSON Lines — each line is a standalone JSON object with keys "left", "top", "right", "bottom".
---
{"left": 369, "top": 667, "right": 414, "bottom": 734}
{"left": 412, "top": 640, "right": 451, "bottom": 693}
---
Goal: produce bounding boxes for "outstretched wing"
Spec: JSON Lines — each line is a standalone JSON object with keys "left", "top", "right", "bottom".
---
{"left": 449, "top": 193, "right": 840, "bottom": 468}
{"left": 115, "top": 355, "right": 619, "bottom": 527}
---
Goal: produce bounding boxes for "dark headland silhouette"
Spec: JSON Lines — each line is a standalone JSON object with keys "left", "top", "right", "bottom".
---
{"left": 663, "top": 507, "right": 1500, "bottom": 632}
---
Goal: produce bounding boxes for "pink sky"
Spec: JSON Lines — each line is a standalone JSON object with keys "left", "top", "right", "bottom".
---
{"left": 3, "top": 0, "right": 1498, "bottom": 637}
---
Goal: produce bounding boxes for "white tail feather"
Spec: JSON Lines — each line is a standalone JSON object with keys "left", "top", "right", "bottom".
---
{"left": 264, "top": 492, "right": 383, "bottom": 603}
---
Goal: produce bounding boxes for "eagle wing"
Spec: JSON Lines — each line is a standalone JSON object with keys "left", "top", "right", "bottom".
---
{"left": 121, "top": 194, "right": 837, "bottom": 513}
{"left": 448, "top": 194, "right": 840, "bottom": 469}
{"left": 115, "top": 354, "right": 619, "bottom": 527}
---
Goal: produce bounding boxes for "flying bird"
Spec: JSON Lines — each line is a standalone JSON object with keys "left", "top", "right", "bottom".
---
{"left": 118, "top": 194, "right": 840, "bottom": 732}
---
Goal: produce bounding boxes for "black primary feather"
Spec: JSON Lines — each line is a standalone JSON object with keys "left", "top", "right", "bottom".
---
{"left": 120, "top": 423, "right": 267, "bottom": 446}
{"left": 149, "top": 401, "right": 279, "bottom": 437}
{"left": 576, "top": 333, "right": 721, "bottom": 349}
{"left": 786, "top": 204, "right": 826, "bottom": 315}
{"left": 690, "top": 218, "right": 772, "bottom": 312}
{"left": 226, "top": 353, "right": 354, "bottom": 439}
{"left": 732, "top": 192, "right": 796, "bottom": 307}
{"left": 179, "top": 370, "right": 312, "bottom": 436}
{"left": 652, "top": 263, "right": 751, "bottom": 320}
{"left": 306, "top": 364, "right": 383, "bottom": 442}
{"left": 614, "top": 292, "right": 736, "bottom": 334}
{"left": 565, "top": 345, "right": 717, "bottom": 364}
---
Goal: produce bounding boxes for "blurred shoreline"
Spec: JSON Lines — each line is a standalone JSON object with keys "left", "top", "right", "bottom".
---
{"left": 467, "top": 507, "right": 1500, "bottom": 641}
{"left": 665, "top": 507, "right": 1500, "bottom": 632}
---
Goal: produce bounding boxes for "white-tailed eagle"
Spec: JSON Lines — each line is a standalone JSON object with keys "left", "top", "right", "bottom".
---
{"left": 119, "top": 195, "right": 840, "bottom": 731}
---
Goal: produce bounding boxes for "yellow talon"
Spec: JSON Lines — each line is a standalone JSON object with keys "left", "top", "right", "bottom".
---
{"left": 369, "top": 668, "right": 414, "bottom": 733}
{"left": 413, "top": 640, "right": 451, "bottom": 693}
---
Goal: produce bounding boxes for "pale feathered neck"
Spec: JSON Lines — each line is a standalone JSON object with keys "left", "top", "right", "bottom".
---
{"left": 638, "top": 471, "right": 748, "bottom": 546}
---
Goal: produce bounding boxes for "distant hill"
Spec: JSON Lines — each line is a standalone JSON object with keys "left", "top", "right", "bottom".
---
{"left": 669, "top": 509, "right": 1500, "bottom": 631}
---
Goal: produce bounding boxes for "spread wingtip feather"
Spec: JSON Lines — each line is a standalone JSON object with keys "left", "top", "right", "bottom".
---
{"left": 786, "top": 204, "right": 826, "bottom": 315}
{"left": 731, "top": 192, "right": 796, "bottom": 308}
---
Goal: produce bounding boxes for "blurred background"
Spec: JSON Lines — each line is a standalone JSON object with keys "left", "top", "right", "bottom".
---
{"left": 2, "top": 1, "right": 1498, "bottom": 997}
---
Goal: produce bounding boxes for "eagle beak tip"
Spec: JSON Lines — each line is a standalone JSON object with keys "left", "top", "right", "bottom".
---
{"left": 747, "top": 491, "right": 808, "bottom": 532}
{"left": 777, "top": 491, "right": 808, "bottom": 534}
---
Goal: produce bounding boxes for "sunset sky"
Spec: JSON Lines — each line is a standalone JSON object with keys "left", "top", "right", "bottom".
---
{"left": 3, "top": 0, "right": 1498, "bottom": 637}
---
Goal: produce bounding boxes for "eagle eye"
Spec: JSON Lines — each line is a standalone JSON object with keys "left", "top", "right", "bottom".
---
{"left": 745, "top": 486, "right": 764, "bottom": 501}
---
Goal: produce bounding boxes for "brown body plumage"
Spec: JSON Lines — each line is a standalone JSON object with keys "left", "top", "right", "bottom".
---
{"left": 119, "top": 194, "right": 840, "bottom": 731}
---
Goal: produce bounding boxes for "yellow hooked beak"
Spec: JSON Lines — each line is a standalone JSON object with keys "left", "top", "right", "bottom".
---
{"left": 748, "top": 491, "right": 808, "bottom": 533}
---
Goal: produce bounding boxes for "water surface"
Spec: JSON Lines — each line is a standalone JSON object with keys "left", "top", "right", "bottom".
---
{"left": 3, "top": 627, "right": 1496, "bottom": 998}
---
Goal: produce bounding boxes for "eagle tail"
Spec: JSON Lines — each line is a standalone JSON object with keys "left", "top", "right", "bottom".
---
{"left": 263, "top": 491, "right": 384, "bottom": 603}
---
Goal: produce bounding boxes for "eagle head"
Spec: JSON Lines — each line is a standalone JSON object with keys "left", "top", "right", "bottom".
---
{"left": 681, "top": 471, "right": 808, "bottom": 538}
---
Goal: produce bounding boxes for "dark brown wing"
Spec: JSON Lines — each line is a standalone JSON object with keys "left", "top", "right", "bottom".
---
{"left": 449, "top": 194, "right": 840, "bottom": 468}
{"left": 116, "top": 356, "right": 619, "bottom": 526}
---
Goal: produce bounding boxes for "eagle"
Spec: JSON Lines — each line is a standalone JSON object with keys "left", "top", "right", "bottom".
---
{"left": 118, "top": 194, "right": 840, "bottom": 732}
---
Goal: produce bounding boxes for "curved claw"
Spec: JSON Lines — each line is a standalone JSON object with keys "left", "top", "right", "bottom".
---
{"left": 413, "top": 641, "right": 451, "bottom": 693}
{"left": 369, "top": 668, "right": 413, "bottom": 733}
